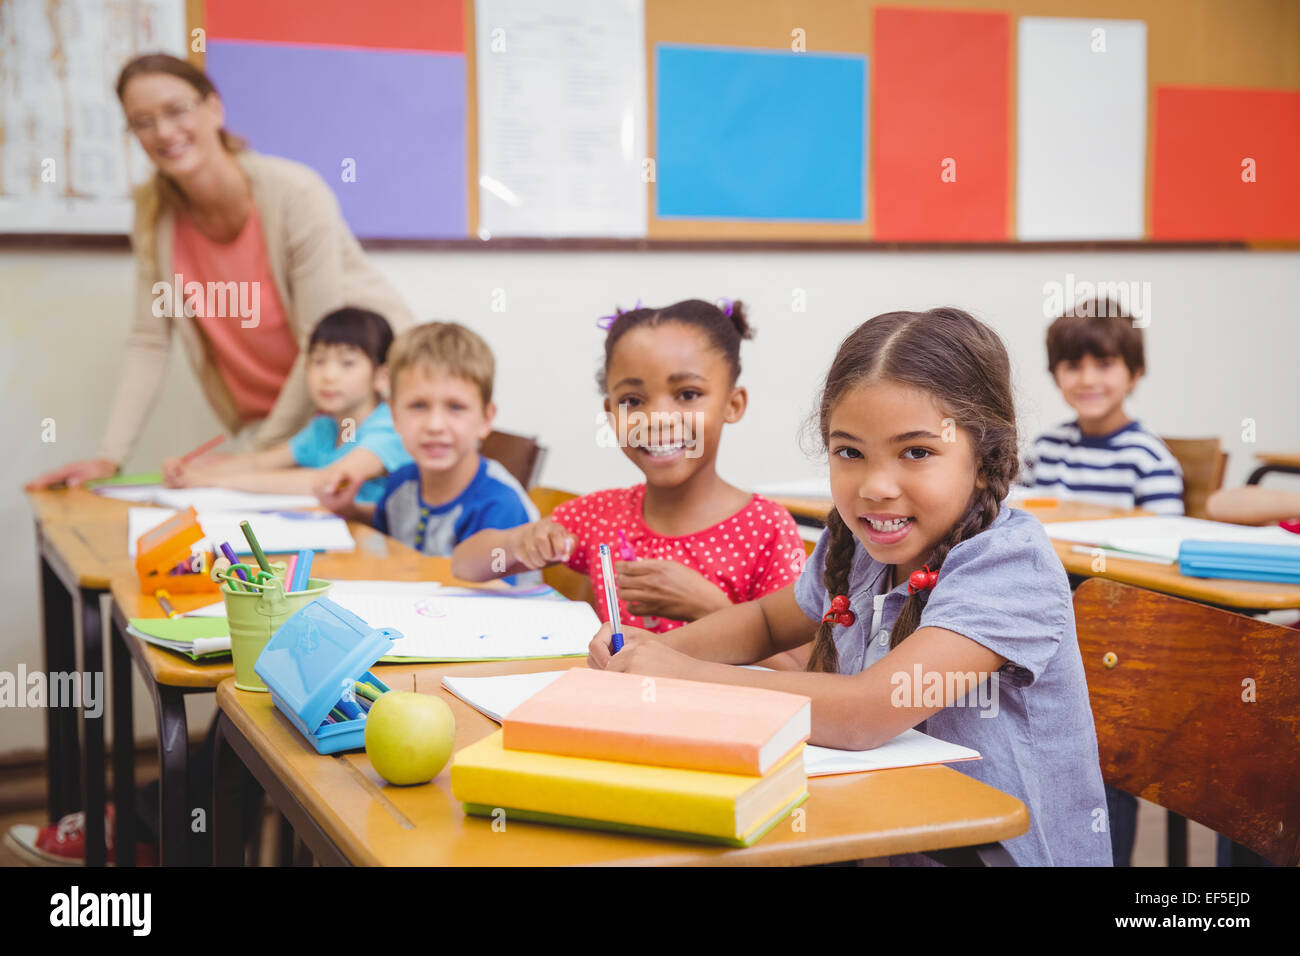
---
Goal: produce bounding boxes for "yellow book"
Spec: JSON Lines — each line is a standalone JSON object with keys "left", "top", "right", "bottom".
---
{"left": 451, "top": 731, "right": 806, "bottom": 842}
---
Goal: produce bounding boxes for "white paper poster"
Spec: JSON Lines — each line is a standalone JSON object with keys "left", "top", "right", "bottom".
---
{"left": 475, "top": 0, "right": 647, "bottom": 238}
{"left": 0, "top": 0, "right": 187, "bottom": 233}
{"left": 1017, "top": 18, "right": 1147, "bottom": 240}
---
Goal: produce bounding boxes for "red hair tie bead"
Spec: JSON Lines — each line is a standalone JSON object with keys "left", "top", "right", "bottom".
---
{"left": 908, "top": 565, "right": 939, "bottom": 595}
{"left": 821, "top": 595, "right": 855, "bottom": 626}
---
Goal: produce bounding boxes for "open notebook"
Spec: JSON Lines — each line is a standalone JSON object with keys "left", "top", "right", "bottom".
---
{"left": 97, "top": 485, "right": 321, "bottom": 512}
{"left": 441, "top": 670, "right": 981, "bottom": 776}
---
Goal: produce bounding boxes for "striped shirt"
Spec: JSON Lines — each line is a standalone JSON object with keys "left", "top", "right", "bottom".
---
{"left": 1022, "top": 420, "right": 1184, "bottom": 514}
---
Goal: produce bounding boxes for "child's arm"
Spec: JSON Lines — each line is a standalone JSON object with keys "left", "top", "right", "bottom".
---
{"left": 165, "top": 444, "right": 296, "bottom": 486}
{"left": 450, "top": 517, "right": 575, "bottom": 581}
{"left": 594, "top": 613, "right": 1006, "bottom": 751}
{"left": 1207, "top": 486, "right": 1300, "bottom": 526}
{"left": 312, "top": 449, "right": 388, "bottom": 521}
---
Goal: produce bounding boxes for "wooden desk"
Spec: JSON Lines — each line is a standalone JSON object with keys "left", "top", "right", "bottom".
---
{"left": 1247, "top": 452, "right": 1300, "bottom": 486}
{"left": 770, "top": 494, "right": 1300, "bottom": 613}
{"left": 212, "top": 661, "right": 1029, "bottom": 867}
{"left": 108, "top": 530, "right": 486, "bottom": 866}
{"left": 22, "top": 484, "right": 444, "bottom": 866}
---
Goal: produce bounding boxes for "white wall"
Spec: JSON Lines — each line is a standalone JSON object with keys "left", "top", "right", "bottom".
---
{"left": 3, "top": 246, "right": 1298, "bottom": 754}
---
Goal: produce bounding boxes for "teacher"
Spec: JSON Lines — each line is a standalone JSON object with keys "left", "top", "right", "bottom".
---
{"left": 29, "top": 53, "right": 415, "bottom": 488}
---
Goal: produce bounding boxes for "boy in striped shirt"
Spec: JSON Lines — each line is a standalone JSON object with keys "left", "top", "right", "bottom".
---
{"left": 1022, "top": 298, "right": 1184, "bottom": 516}
{"left": 1023, "top": 296, "right": 1184, "bottom": 868}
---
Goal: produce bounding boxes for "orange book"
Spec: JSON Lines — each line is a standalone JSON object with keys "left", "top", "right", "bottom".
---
{"left": 502, "top": 668, "right": 811, "bottom": 776}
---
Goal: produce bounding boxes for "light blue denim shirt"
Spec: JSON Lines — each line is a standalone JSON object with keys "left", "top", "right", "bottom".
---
{"left": 795, "top": 505, "right": 1112, "bottom": 866}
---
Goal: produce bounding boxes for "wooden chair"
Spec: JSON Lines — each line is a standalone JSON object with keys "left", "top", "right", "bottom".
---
{"left": 1073, "top": 577, "right": 1300, "bottom": 866}
{"left": 528, "top": 486, "right": 596, "bottom": 610}
{"left": 1161, "top": 436, "right": 1228, "bottom": 519}
{"left": 481, "top": 430, "right": 546, "bottom": 489}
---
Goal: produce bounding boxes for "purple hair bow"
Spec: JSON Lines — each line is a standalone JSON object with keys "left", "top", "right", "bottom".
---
{"left": 716, "top": 297, "right": 734, "bottom": 317}
{"left": 596, "top": 298, "right": 643, "bottom": 331}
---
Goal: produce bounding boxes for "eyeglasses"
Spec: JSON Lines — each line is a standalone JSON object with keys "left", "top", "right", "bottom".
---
{"left": 125, "top": 98, "right": 201, "bottom": 136}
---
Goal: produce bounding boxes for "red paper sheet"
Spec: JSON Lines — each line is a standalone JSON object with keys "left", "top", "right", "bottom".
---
{"left": 872, "top": 8, "right": 1010, "bottom": 241}
{"left": 205, "top": 0, "right": 464, "bottom": 53}
{"left": 1152, "top": 87, "right": 1300, "bottom": 240}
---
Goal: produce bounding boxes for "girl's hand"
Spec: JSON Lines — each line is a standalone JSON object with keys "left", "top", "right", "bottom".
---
{"left": 603, "top": 635, "right": 707, "bottom": 680}
{"left": 616, "top": 559, "right": 730, "bottom": 622}
{"left": 587, "top": 621, "right": 657, "bottom": 669}
{"left": 507, "top": 518, "right": 576, "bottom": 570}
{"left": 26, "top": 457, "right": 118, "bottom": 490}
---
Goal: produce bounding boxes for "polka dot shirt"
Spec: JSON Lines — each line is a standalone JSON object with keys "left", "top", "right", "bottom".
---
{"left": 551, "top": 484, "right": 806, "bottom": 634}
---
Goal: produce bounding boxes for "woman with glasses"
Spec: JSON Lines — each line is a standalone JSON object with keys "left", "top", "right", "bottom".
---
{"left": 28, "top": 53, "right": 415, "bottom": 489}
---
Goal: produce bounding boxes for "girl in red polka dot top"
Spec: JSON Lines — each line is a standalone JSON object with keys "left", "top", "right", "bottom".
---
{"left": 451, "top": 298, "right": 806, "bottom": 649}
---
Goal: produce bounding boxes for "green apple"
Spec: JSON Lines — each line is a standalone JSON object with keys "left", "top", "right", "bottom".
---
{"left": 364, "top": 691, "right": 456, "bottom": 786}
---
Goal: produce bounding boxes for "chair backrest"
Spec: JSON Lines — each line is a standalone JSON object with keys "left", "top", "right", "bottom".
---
{"left": 481, "top": 430, "right": 545, "bottom": 490}
{"left": 1073, "top": 577, "right": 1300, "bottom": 865}
{"left": 527, "top": 486, "right": 596, "bottom": 609}
{"left": 1161, "top": 436, "right": 1227, "bottom": 518}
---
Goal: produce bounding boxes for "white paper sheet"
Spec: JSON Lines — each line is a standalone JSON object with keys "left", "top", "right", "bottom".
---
{"left": 127, "top": 508, "right": 355, "bottom": 557}
{"left": 1017, "top": 18, "right": 1147, "bottom": 239}
{"left": 1045, "top": 515, "right": 1300, "bottom": 562}
{"left": 475, "top": 0, "right": 647, "bottom": 237}
{"left": 97, "top": 485, "right": 320, "bottom": 511}
{"left": 326, "top": 588, "right": 599, "bottom": 659}
{"left": 440, "top": 670, "right": 982, "bottom": 774}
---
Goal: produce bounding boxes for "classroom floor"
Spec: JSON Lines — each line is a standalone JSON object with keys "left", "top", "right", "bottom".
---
{"left": 0, "top": 797, "right": 1217, "bottom": 866}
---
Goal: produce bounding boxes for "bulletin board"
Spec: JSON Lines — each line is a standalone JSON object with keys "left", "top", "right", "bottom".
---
{"left": 5, "top": 0, "right": 1298, "bottom": 246}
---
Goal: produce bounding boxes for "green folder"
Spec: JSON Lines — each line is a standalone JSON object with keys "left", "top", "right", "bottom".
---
{"left": 85, "top": 471, "right": 163, "bottom": 488}
{"left": 127, "top": 617, "right": 231, "bottom": 661}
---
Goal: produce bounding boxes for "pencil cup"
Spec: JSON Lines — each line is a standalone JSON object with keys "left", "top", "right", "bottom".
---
{"left": 221, "top": 566, "right": 332, "bottom": 691}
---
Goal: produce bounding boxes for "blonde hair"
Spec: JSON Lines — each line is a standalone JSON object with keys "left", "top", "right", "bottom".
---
{"left": 387, "top": 321, "right": 495, "bottom": 407}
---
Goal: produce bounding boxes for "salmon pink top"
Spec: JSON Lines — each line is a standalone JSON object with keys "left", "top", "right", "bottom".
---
{"left": 551, "top": 484, "right": 806, "bottom": 633}
{"left": 172, "top": 203, "right": 298, "bottom": 421}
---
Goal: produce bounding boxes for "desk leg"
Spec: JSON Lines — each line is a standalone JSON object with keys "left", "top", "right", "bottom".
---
{"left": 213, "top": 714, "right": 253, "bottom": 867}
{"left": 1167, "top": 811, "right": 1188, "bottom": 867}
{"left": 154, "top": 686, "right": 190, "bottom": 866}
{"left": 38, "top": 550, "right": 79, "bottom": 821}
{"left": 78, "top": 588, "right": 107, "bottom": 868}
{"left": 110, "top": 614, "right": 136, "bottom": 867}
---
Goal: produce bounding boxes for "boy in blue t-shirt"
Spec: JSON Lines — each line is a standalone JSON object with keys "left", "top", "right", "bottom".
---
{"left": 373, "top": 321, "right": 539, "bottom": 584}
{"left": 164, "top": 308, "right": 411, "bottom": 508}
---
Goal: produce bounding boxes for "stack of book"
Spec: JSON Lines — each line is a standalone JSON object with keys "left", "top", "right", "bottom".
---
{"left": 450, "top": 668, "right": 812, "bottom": 847}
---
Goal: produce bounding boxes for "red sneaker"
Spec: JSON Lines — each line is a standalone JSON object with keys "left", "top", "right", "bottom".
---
{"left": 3, "top": 806, "right": 158, "bottom": 866}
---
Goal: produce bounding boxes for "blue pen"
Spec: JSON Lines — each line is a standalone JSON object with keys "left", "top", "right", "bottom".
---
{"left": 290, "top": 548, "right": 313, "bottom": 591}
{"left": 599, "top": 544, "right": 625, "bottom": 653}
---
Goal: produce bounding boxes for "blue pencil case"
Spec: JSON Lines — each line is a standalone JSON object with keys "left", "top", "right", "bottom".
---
{"left": 1178, "top": 539, "right": 1300, "bottom": 585}
{"left": 254, "top": 597, "right": 403, "bottom": 754}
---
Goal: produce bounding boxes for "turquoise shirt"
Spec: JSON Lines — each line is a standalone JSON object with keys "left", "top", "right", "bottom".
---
{"left": 288, "top": 402, "right": 411, "bottom": 504}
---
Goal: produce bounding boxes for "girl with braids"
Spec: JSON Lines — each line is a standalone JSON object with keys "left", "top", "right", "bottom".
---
{"left": 452, "top": 299, "right": 806, "bottom": 653}
{"left": 588, "top": 308, "right": 1112, "bottom": 866}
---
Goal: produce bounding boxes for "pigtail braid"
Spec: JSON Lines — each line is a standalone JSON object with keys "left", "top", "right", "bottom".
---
{"left": 805, "top": 507, "right": 858, "bottom": 673}
{"left": 888, "top": 481, "right": 1006, "bottom": 649}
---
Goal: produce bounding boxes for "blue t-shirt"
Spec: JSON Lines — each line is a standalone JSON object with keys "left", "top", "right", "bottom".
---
{"left": 374, "top": 455, "right": 541, "bottom": 585}
{"left": 288, "top": 403, "right": 411, "bottom": 505}
{"left": 795, "top": 505, "right": 1112, "bottom": 867}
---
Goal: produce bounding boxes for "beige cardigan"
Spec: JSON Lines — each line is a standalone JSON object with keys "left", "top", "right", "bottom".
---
{"left": 98, "top": 150, "right": 415, "bottom": 465}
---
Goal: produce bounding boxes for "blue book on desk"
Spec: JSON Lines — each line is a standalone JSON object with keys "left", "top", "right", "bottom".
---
{"left": 1179, "top": 540, "right": 1300, "bottom": 584}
